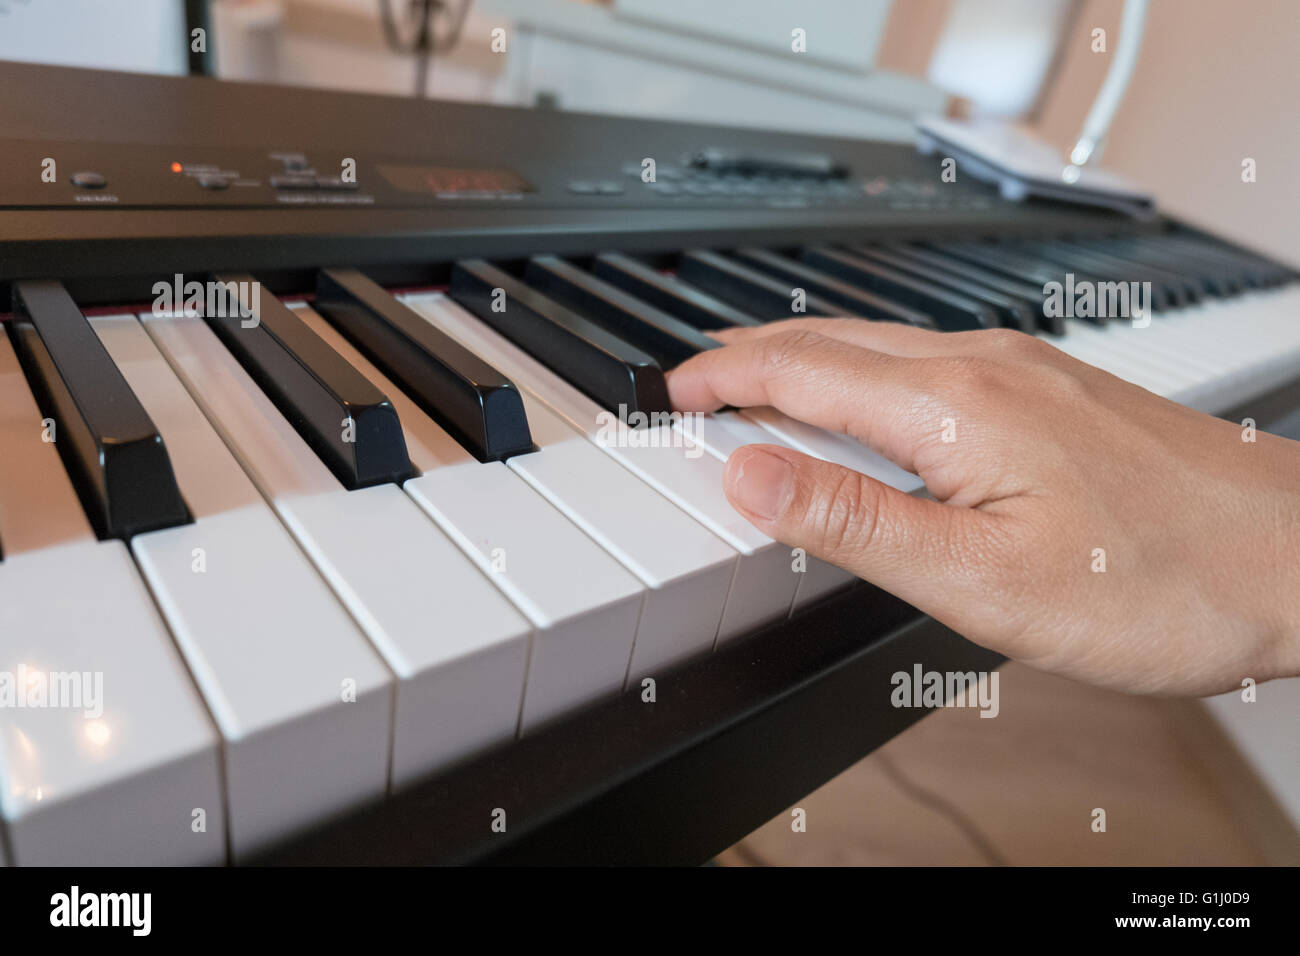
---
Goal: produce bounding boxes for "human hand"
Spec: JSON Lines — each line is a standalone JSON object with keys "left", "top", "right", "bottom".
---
{"left": 667, "top": 319, "right": 1300, "bottom": 696}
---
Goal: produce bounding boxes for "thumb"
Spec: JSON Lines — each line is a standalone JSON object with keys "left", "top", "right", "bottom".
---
{"left": 722, "top": 444, "right": 989, "bottom": 614}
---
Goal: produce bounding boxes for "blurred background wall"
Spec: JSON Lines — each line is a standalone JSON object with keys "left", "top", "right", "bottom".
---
{"left": 1031, "top": 0, "right": 1300, "bottom": 269}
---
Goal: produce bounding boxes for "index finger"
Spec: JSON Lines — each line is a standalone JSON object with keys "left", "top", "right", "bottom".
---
{"left": 668, "top": 329, "right": 953, "bottom": 473}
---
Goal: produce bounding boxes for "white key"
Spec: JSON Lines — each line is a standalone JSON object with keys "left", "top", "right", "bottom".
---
{"left": 138, "top": 311, "right": 533, "bottom": 786}
{"left": 398, "top": 293, "right": 803, "bottom": 642}
{"left": 504, "top": 393, "right": 737, "bottom": 679}
{"left": 676, "top": 408, "right": 779, "bottom": 461}
{"left": 1051, "top": 288, "right": 1300, "bottom": 413}
{"left": 669, "top": 409, "right": 863, "bottom": 605}
{"left": 666, "top": 385, "right": 924, "bottom": 496}
{"left": 0, "top": 334, "right": 224, "bottom": 865}
{"left": 288, "top": 305, "right": 645, "bottom": 731}
{"left": 1083, "top": 320, "right": 1209, "bottom": 389}
{"left": 1057, "top": 320, "right": 1188, "bottom": 394}
{"left": 789, "top": 553, "right": 857, "bottom": 605}
{"left": 738, "top": 407, "right": 926, "bottom": 493}
{"left": 1169, "top": 288, "right": 1300, "bottom": 411}
{"left": 1117, "top": 318, "right": 1243, "bottom": 377}
{"left": 90, "top": 315, "right": 393, "bottom": 859}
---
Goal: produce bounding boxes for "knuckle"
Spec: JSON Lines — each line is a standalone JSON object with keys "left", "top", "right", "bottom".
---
{"left": 773, "top": 317, "right": 842, "bottom": 335}
{"left": 978, "top": 326, "right": 1065, "bottom": 366}
{"left": 1034, "top": 362, "right": 1092, "bottom": 402}
{"left": 1012, "top": 331, "right": 1062, "bottom": 363}
{"left": 811, "top": 468, "right": 883, "bottom": 561}
{"left": 756, "top": 329, "right": 827, "bottom": 378}
{"left": 978, "top": 326, "right": 1032, "bottom": 353}
{"left": 822, "top": 317, "right": 868, "bottom": 336}
{"left": 956, "top": 513, "right": 1019, "bottom": 586}
{"left": 937, "top": 355, "right": 1004, "bottom": 394}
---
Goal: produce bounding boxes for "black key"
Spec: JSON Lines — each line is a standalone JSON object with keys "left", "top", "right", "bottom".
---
{"left": 592, "top": 253, "right": 763, "bottom": 329}
{"left": 882, "top": 244, "right": 1065, "bottom": 336}
{"left": 850, "top": 245, "right": 1035, "bottom": 332}
{"left": 1008, "top": 240, "right": 1185, "bottom": 323}
{"left": 1047, "top": 240, "right": 1200, "bottom": 306}
{"left": 1008, "top": 239, "right": 1185, "bottom": 310}
{"left": 997, "top": 242, "right": 1157, "bottom": 325}
{"left": 721, "top": 249, "right": 935, "bottom": 326}
{"left": 206, "top": 273, "right": 413, "bottom": 489}
{"left": 929, "top": 241, "right": 1111, "bottom": 326}
{"left": 1149, "top": 235, "right": 1260, "bottom": 285}
{"left": 1208, "top": 239, "right": 1295, "bottom": 285}
{"left": 800, "top": 247, "right": 997, "bottom": 331}
{"left": 315, "top": 268, "right": 533, "bottom": 462}
{"left": 7, "top": 280, "right": 190, "bottom": 540}
{"left": 524, "top": 255, "right": 718, "bottom": 369}
{"left": 1162, "top": 235, "right": 1284, "bottom": 288}
{"left": 1087, "top": 237, "right": 1237, "bottom": 298}
{"left": 676, "top": 250, "right": 844, "bottom": 320}
{"left": 1006, "top": 239, "right": 1177, "bottom": 311}
{"left": 980, "top": 241, "right": 1117, "bottom": 295}
{"left": 450, "top": 259, "right": 670, "bottom": 417}
{"left": 932, "top": 241, "right": 1077, "bottom": 287}
{"left": 1144, "top": 237, "right": 1249, "bottom": 295}
{"left": 1122, "top": 235, "right": 1245, "bottom": 295}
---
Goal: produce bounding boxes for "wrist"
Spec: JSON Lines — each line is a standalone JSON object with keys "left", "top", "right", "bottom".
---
{"left": 1263, "top": 496, "right": 1300, "bottom": 680}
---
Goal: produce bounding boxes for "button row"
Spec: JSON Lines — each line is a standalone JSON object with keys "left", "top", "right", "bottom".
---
{"left": 270, "top": 174, "right": 360, "bottom": 191}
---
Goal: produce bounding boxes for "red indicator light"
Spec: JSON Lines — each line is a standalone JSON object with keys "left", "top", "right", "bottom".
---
{"left": 170, "top": 162, "right": 183, "bottom": 173}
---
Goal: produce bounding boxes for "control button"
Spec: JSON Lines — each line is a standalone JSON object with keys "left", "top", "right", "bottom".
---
{"left": 197, "top": 175, "right": 230, "bottom": 191}
{"left": 315, "top": 176, "right": 360, "bottom": 191}
{"left": 71, "top": 171, "right": 107, "bottom": 189}
{"left": 270, "top": 174, "right": 318, "bottom": 190}
{"left": 281, "top": 155, "right": 309, "bottom": 171}
{"left": 596, "top": 181, "right": 624, "bottom": 195}
{"left": 567, "top": 181, "right": 598, "bottom": 194}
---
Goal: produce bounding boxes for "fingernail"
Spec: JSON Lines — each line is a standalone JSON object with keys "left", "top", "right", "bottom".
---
{"left": 728, "top": 448, "right": 794, "bottom": 521}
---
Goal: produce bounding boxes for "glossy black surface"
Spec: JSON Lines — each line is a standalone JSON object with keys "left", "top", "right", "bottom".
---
{"left": 677, "top": 250, "right": 842, "bottom": 320}
{"left": 592, "top": 253, "right": 763, "bottom": 329}
{"left": 206, "top": 273, "right": 413, "bottom": 488}
{"left": 850, "top": 244, "right": 1035, "bottom": 332}
{"left": 801, "top": 246, "right": 997, "bottom": 331}
{"left": 314, "top": 268, "right": 533, "bottom": 462}
{"left": 7, "top": 281, "right": 190, "bottom": 539}
{"left": 883, "top": 243, "right": 1065, "bottom": 335}
{"left": 929, "top": 241, "right": 1109, "bottom": 326}
{"left": 733, "top": 247, "right": 934, "bottom": 326}
{"left": 524, "top": 255, "right": 718, "bottom": 368}
{"left": 451, "top": 259, "right": 670, "bottom": 417}
{"left": 1013, "top": 239, "right": 1183, "bottom": 310}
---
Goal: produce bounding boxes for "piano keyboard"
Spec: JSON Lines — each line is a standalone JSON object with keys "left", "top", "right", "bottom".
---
{"left": 1, "top": 228, "right": 1296, "bottom": 864}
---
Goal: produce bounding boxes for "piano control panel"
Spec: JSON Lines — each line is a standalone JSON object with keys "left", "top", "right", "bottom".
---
{"left": 0, "top": 136, "right": 998, "bottom": 213}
